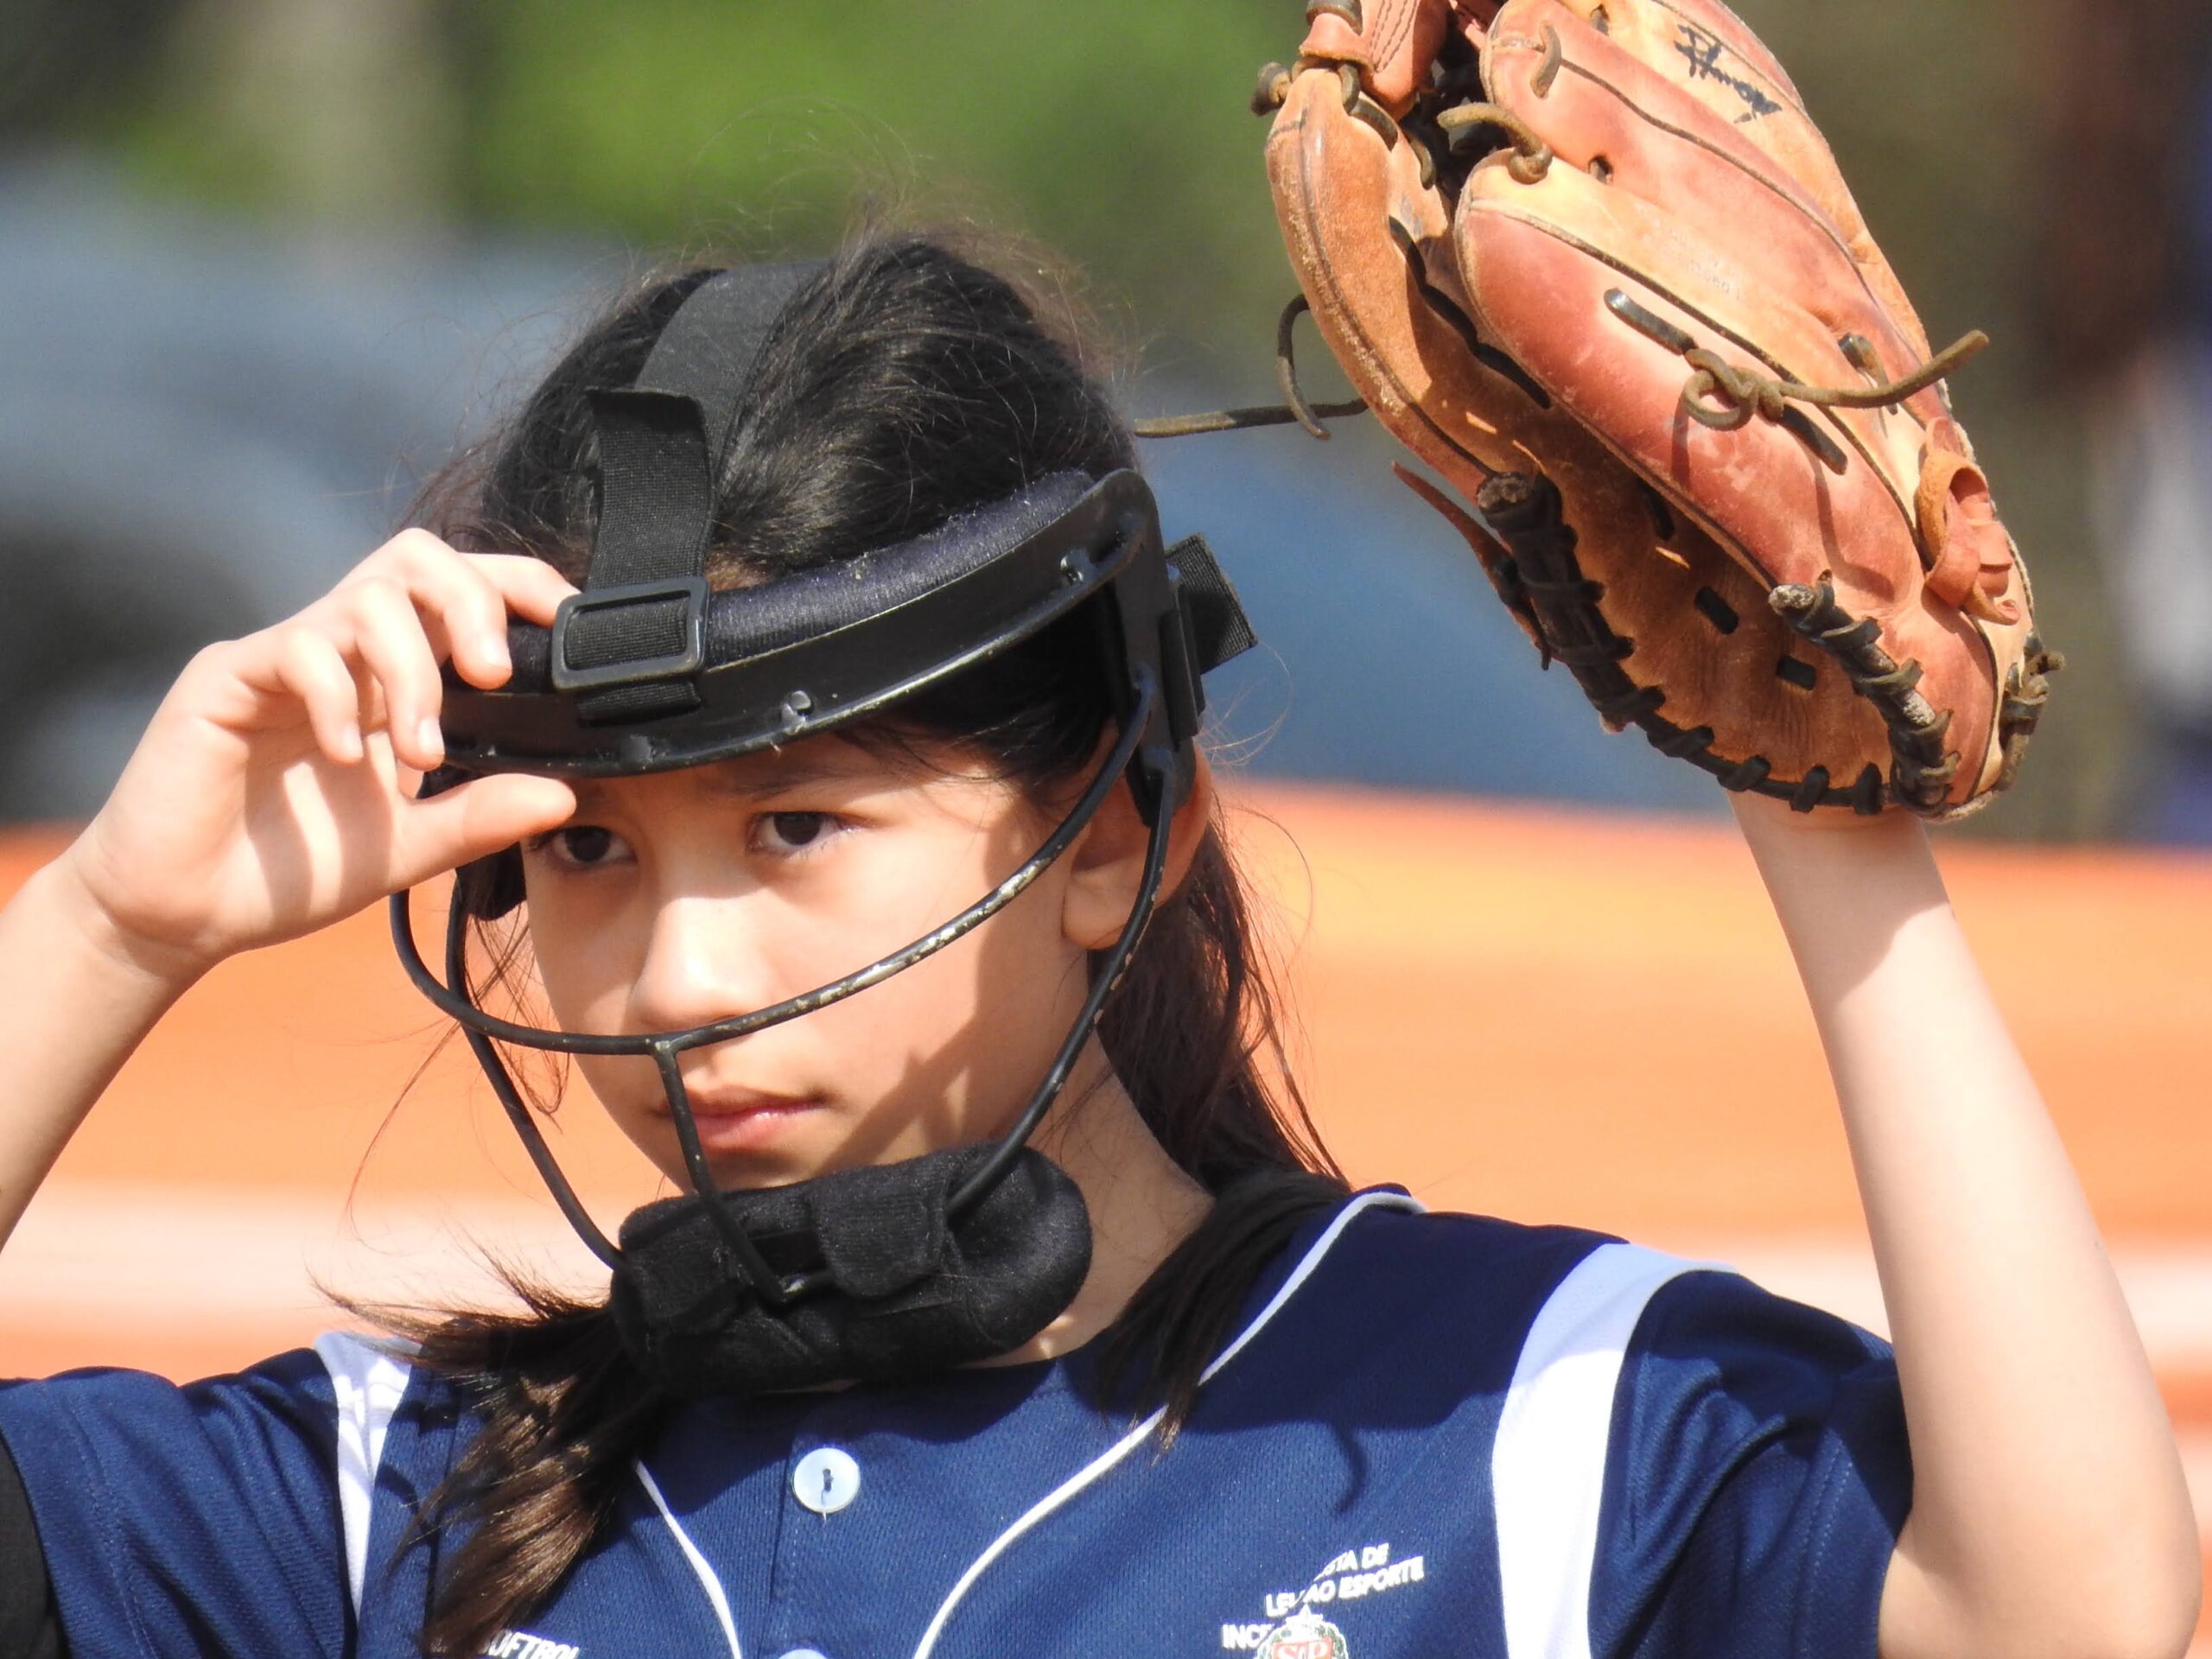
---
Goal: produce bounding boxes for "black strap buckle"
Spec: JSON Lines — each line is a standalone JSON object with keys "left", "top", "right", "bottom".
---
{"left": 550, "top": 576, "right": 710, "bottom": 693}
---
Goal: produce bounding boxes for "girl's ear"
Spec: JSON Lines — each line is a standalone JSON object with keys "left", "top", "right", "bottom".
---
{"left": 1061, "top": 748, "right": 1217, "bottom": 951}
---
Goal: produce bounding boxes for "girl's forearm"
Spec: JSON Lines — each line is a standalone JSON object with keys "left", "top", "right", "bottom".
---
{"left": 0, "top": 855, "right": 195, "bottom": 1249}
{"left": 1729, "top": 798, "right": 2199, "bottom": 1659}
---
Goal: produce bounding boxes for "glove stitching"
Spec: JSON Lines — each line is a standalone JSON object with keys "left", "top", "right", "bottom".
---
{"left": 1768, "top": 579, "right": 1965, "bottom": 813}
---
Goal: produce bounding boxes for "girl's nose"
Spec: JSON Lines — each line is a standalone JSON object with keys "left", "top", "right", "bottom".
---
{"left": 626, "top": 893, "right": 779, "bottom": 1033}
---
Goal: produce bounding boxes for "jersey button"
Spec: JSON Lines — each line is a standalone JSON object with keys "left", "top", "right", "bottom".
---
{"left": 791, "top": 1446, "right": 861, "bottom": 1515}
{"left": 776, "top": 1650, "right": 830, "bottom": 1659}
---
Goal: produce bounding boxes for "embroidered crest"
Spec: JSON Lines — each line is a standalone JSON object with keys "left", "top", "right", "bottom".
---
{"left": 1221, "top": 1538, "right": 1423, "bottom": 1649}
{"left": 1258, "top": 1611, "right": 1350, "bottom": 1659}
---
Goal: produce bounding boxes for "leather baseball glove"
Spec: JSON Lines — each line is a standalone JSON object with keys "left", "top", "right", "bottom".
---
{"left": 1251, "top": 0, "right": 2060, "bottom": 815}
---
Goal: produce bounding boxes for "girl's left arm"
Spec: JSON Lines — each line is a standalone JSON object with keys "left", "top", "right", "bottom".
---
{"left": 1729, "top": 796, "right": 2201, "bottom": 1659}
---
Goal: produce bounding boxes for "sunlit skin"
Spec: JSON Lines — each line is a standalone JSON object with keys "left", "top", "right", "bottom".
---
{"left": 518, "top": 730, "right": 1220, "bottom": 1356}
{"left": 524, "top": 741, "right": 1104, "bottom": 1185}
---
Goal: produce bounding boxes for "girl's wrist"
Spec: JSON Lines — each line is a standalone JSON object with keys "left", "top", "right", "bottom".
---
{"left": 39, "top": 845, "right": 216, "bottom": 1001}
{"left": 1726, "top": 791, "right": 1953, "bottom": 996}
{"left": 1727, "top": 790, "right": 1936, "bottom": 872}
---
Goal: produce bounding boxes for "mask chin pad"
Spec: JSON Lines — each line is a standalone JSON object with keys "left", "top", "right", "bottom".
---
{"left": 607, "top": 1144, "right": 1093, "bottom": 1396}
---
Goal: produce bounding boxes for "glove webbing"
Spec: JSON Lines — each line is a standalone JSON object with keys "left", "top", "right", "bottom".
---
{"left": 1475, "top": 472, "right": 1889, "bottom": 815}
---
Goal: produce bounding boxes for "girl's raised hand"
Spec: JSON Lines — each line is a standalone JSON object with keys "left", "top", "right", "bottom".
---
{"left": 59, "top": 531, "right": 580, "bottom": 986}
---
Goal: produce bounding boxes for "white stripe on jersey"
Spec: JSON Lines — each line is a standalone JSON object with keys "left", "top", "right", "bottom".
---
{"left": 1492, "top": 1244, "right": 1723, "bottom": 1659}
{"left": 314, "top": 1331, "right": 416, "bottom": 1616}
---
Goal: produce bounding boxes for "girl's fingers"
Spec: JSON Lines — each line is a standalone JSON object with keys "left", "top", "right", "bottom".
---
{"left": 467, "top": 553, "right": 578, "bottom": 626}
{"left": 205, "top": 537, "right": 579, "bottom": 770}
{"left": 394, "top": 772, "right": 576, "bottom": 883}
{"left": 346, "top": 532, "right": 512, "bottom": 690}
{"left": 343, "top": 535, "right": 576, "bottom": 691}
{"left": 244, "top": 626, "right": 366, "bottom": 763}
{"left": 342, "top": 577, "right": 449, "bottom": 772}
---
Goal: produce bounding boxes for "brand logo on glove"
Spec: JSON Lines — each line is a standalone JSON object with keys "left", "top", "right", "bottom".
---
{"left": 1674, "top": 22, "right": 1783, "bottom": 121}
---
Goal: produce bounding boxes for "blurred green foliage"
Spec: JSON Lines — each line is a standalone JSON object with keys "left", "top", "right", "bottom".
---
{"left": 459, "top": 0, "right": 1306, "bottom": 392}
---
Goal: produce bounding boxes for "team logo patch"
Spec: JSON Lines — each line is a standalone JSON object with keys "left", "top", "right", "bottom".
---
{"left": 1221, "top": 1539, "right": 1422, "bottom": 1650}
{"left": 1258, "top": 1611, "right": 1349, "bottom": 1659}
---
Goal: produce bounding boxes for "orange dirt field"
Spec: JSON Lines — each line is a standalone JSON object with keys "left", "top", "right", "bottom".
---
{"left": 1, "top": 785, "right": 2207, "bottom": 1635}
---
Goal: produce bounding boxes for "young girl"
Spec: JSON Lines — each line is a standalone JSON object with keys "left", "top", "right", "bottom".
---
{"left": 0, "top": 235, "right": 2195, "bottom": 1659}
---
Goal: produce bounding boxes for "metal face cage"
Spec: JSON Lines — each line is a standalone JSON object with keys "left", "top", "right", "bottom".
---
{"left": 387, "top": 264, "right": 1256, "bottom": 1311}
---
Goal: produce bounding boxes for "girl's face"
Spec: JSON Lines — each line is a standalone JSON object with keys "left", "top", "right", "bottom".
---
{"left": 518, "top": 734, "right": 1110, "bottom": 1192}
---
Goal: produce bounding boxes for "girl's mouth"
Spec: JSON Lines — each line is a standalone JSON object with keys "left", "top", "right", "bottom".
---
{"left": 674, "top": 1091, "right": 826, "bottom": 1155}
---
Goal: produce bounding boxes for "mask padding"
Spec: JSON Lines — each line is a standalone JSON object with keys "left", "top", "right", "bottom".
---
{"left": 608, "top": 1145, "right": 1093, "bottom": 1396}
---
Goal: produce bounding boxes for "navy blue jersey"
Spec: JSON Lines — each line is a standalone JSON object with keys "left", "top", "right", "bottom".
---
{"left": 0, "top": 1192, "right": 1910, "bottom": 1659}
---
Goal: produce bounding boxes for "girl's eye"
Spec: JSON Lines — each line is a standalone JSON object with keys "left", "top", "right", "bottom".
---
{"left": 758, "top": 811, "right": 837, "bottom": 855}
{"left": 535, "top": 824, "right": 629, "bottom": 868}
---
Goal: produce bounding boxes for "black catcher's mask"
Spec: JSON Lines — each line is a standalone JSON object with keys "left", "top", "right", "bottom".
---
{"left": 390, "top": 263, "right": 1257, "bottom": 1396}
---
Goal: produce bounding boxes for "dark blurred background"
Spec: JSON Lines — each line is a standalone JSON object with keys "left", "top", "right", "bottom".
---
{"left": 4, "top": 0, "right": 2210, "bottom": 839}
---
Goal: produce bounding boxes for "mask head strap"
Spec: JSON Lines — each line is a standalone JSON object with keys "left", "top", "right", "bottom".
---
{"left": 556, "top": 263, "right": 825, "bottom": 722}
